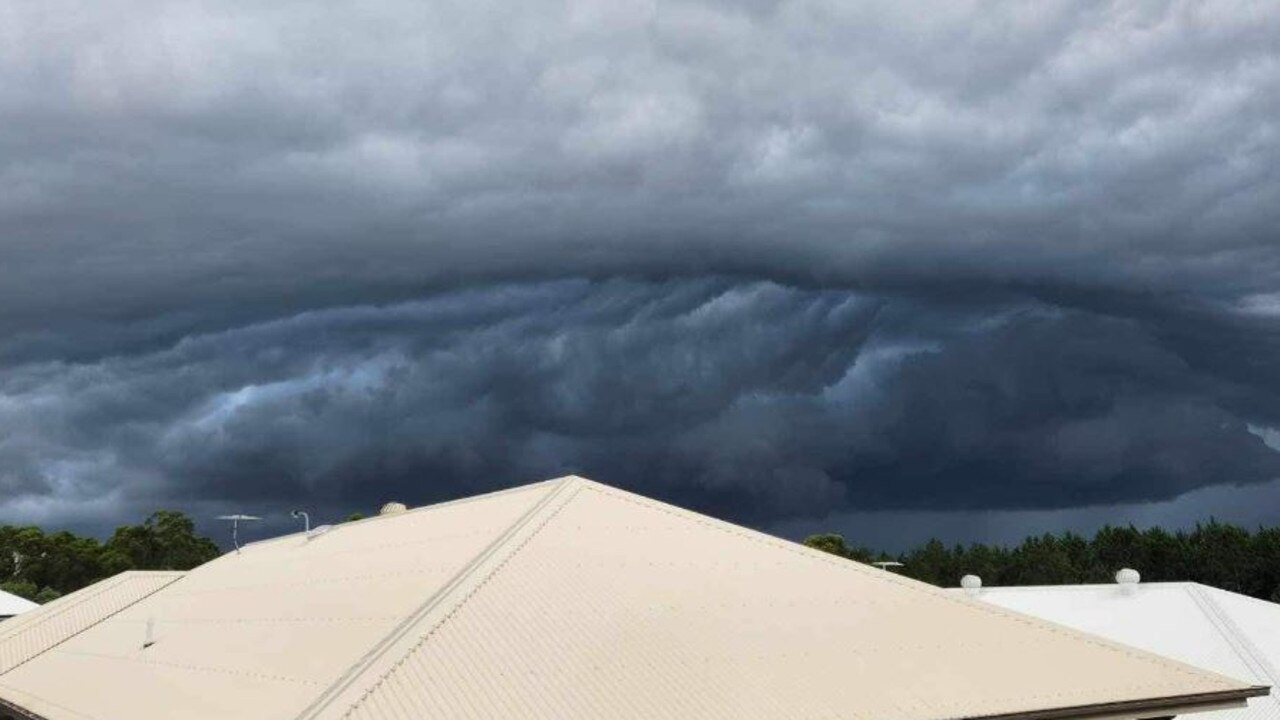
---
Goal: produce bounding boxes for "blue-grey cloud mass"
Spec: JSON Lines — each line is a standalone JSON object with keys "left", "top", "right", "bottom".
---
{"left": 1, "top": 0, "right": 1278, "bottom": 544}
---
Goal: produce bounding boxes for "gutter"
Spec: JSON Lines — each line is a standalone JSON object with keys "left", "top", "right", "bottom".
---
{"left": 0, "top": 694, "right": 46, "bottom": 720}
{"left": 973, "top": 685, "right": 1271, "bottom": 720}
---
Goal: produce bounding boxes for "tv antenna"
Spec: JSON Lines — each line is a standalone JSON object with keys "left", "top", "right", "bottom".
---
{"left": 216, "top": 514, "right": 261, "bottom": 553}
{"left": 872, "top": 561, "right": 905, "bottom": 572}
{"left": 290, "top": 510, "right": 310, "bottom": 533}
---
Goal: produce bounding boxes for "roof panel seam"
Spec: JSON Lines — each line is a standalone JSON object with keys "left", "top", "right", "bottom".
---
{"left": 53, "top": 648, "right": 323, "bottom": 686}
{"left": 293, "top": 478, "right": 577, "bottom": 720}
{"left": 334, "top": 479, "right": 588, "bottom": 719}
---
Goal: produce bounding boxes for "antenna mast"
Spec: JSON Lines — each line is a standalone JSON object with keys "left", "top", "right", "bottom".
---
{"left": 216, "top": 514, "right": 262, "bottom": 553}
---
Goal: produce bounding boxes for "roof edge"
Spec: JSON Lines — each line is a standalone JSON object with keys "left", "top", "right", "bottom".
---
{"left": 973, "top": 685, "right": 1270, "bottom": 720}
{"left": 0, "top": 571, "right": 187, "bottom": 720}
{"left": 956, "top": 582, "right": 1223, "bottom": 593}
{"left": 0, "top": 693, "right": 46, "bottom": 720}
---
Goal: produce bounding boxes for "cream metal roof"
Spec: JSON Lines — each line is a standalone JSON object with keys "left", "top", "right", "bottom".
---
{"left": 953, "top": 581, "right": 1280, "bottom": 720}
{"left": 0, "top": 571, "right": 183, "bottom": 675}
{"left": 0, "top": 591, "right": 37, "bottom": 619}
{"left": 0, "top": 476, "right": 1267, "bottom": 720}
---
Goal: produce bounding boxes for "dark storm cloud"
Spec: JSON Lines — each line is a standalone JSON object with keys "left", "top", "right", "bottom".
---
{"left": 2, "top": 0, "right": 1279, "bottom": 357}
{"left": 2, "top": 279, "right": 1277, "bottom": 535}
{"left": 2, "top": 1, "right": 1279, "bottom": 536}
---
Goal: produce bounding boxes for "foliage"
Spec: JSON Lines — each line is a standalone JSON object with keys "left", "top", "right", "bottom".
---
{"left": 100, "top": 510, "right": 221, "bottom": 573}
{"left": 805, "top": 520, "right": 1280, "bottom": 601}
{"left": 5, "top": 509, "right": 1280, "bottom": 606}
{"left": 801, "top": 533, "right": 897, "bottom": 564}
{"left": 0, "top": 511, "right": 220, "bottom": 603}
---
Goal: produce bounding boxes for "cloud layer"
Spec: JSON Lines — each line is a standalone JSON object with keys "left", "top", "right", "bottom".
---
{"left": 1, "top": 1, "right": 1279, "bottom": 538}
{"left": 3, "top": 279, "right": 1277, "bottom": 536}
{"left": 3, "top": 1, "right": 1280, "bottom": 353}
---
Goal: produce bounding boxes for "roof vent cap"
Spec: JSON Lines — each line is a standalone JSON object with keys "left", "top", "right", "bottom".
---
{"left": 380, "top": 502, "right": 408, "bottom": 516}
{"left": 960, "top": 574, "right": 982, "bottom": 592}
{"left": 1115, "top": 568, "right": 1140, "bottom": 585}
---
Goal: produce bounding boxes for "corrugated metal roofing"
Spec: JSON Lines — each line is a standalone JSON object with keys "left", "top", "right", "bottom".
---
{"left": 955, "top": 581, "right": 1280, "bottom": 720}
{"left": 0, "top": 590, "right": 38, "bottom": 619}
{"left": 0, "top": 571, "right": 183, "bottom": 675}
{"left": 314, "top": 478, "right": 1263, "bottom": 720}
{"left": 0, "top": 480, "right": 559, "bottom": 720}
{"left": 0, "top": 477, "right": 1266, "bottom": 720}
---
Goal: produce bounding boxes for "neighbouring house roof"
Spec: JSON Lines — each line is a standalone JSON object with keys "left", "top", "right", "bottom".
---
{"left": 0, "top": 476, "right": 1267, "bottom": 720}
{"left": 954, "top": 580, "right": 1280, "bottom": 720}
{"left": 0, "top": 591, "right": 37, "bottom": 619}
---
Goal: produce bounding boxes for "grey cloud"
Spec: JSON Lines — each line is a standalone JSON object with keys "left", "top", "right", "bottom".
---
{"left": 769, "top": 479, "right": 1280, "bottom": 553}
{"left": 2, "top": 0, "right": 1280, "bottom": 358}
{"left": 2, "top": 279, "right": 1277, "bottom": 536}
{"left": 3, "top": 1, "right": 1280, "bottom": 539}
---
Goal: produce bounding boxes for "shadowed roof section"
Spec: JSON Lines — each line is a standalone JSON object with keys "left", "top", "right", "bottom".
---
{"left": 0, "top": 476, "right": 1268, "bottom": 720}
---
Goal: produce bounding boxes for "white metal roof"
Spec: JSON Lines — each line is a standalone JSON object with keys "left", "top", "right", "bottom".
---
{"left": 0, "top": 477, "right": 1266, "bottom": 720}
{"left": 0, "top": 591, "right": 38, "bottom": 619}
{"left": 955, "top": 580, "right": 1280, "bottom": 720}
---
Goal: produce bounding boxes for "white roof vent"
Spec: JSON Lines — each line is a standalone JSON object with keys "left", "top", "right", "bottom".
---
{"left": 960, "top": 574, "right": 982, "bottom": 594}
{"left": 1115, "top": 568, "right": 1141, "bottom": 585}
{"left": 380, "top": 502, "right": 408, "bottom": 516}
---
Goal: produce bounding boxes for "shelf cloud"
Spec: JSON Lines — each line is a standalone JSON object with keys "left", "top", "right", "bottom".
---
{"left": 1, "top": 0, "right": 1278, "bottom": 539}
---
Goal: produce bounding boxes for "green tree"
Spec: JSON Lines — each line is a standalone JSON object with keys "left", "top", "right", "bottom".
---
{"left": 1186, "top": 520, "right": 1254, "bottom": 594}
{"left": 803, "top": 533, "right": 879, "bottom": 563}
{"left": 805, "top": 518, "right": 1280, "bottom": 602}
{"left": 0, "top": 579, "right": 38, "bottom": 602}
{"left": 0, "top": 526, "right": 103, "bottom": 602}
{"left": 0, "top": 510, "right": 218, "bottom": 602}
{"left": 102, "top": 511, "right": 221, "bottom": 572}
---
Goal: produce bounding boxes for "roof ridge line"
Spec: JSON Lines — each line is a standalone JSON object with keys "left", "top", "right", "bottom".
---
{"left": 293, "top": 475, "right": 584, "bottom": 720}
{"left": 0, "top": 571, "right": 185, "bottom": 678}
{"left": 243, "top": 477, "right": 567, "bottom": 551}
{"left": 1187, "top": 584, "right": 1280, "bottom": 689}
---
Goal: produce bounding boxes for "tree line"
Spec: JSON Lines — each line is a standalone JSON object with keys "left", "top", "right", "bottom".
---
{"left": 805, "top": 520, "right": 1280, "bottom": 601}
{"left": 0, "top": 511, "right": 221, "bottom": 603}
{"left": 5, "top": 511, "right": 1280, "bottom": 605}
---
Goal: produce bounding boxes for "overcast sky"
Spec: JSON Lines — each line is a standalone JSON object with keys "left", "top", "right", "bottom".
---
{"left": 2, "top": 0, "right": 1279, "bottom": 549}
